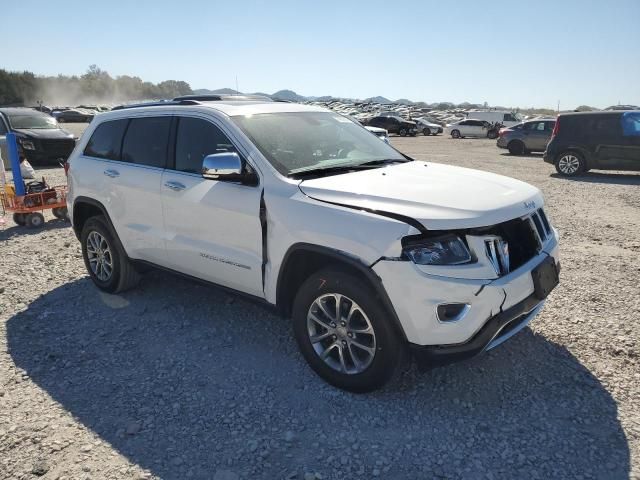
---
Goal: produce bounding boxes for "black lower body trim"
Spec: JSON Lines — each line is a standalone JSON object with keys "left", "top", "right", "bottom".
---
{"left": 409, "top": 293, "right": 542, "bottom": 368}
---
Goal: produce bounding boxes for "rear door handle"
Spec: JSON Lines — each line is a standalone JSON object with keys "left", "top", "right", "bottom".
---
{"left": 103, "top": 169, "right": 120, "bottom": 178}
{"left": 164, "top": 181, "right": 186, "bottom": 191}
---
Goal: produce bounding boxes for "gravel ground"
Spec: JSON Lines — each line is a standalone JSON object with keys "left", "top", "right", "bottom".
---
{"left": 1, "top": 129, "right": 639, "bottom": 480}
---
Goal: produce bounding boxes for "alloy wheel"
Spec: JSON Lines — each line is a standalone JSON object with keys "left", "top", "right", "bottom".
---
{"left": 306, "top": 293, "right": 376, "bottom": 374}
{"left": 558, "top": 154, "right": 580, "bottom": 174}
{"left": 86, "top": 231, "right": 114, "bottom": 281}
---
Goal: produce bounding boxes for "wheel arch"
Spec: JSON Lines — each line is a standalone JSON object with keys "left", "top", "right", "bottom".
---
{"left": 275, "top": 243, "right": 408, "bottom": 342}
{"left": 72, "top": 196, "right": 117, "bottom": 241}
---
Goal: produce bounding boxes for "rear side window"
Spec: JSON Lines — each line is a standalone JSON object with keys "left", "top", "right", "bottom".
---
{"left": 503, "top": 113, "right": 518, "bottom": 122}
{"left": 622, "top": 112, "right": 640, "bottom": 136}
{"left": 175, "top": 117, "right": 237, "bottom": 173}
{"left": 591, "top": 116, "right": 620, "bottom": 136}
{"left": 84, "top": 119, "right": 128, "bottom": 160}
{"left": 121, "top": 117, "right": 172, "bottom": 168}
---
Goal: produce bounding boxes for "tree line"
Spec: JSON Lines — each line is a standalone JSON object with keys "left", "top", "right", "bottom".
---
{"left": 0, "top": 65, "right": 193, "bottom": 106}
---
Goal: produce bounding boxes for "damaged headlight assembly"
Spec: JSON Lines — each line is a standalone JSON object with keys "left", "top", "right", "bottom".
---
{"left": 403, "top": 234, "right": 472, "bottom": 266}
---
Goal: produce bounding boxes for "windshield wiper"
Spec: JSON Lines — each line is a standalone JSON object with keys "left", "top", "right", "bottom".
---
{"left": 289, "top": 164, "right": 377, "bottom": 179}
{"left": 357, "top": 158, "right": 411, "bottom": 167}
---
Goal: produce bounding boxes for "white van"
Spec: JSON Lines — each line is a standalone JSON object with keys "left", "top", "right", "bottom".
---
{"left": 466, "top": 110, "right": 523, "bottom": 127}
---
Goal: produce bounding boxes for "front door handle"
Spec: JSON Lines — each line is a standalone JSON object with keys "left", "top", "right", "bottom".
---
{"left": 103, "top": 169, "right": 120, "bottom": 178}
{"left": 164, "top": 181, "right": 186, "bottom": 191}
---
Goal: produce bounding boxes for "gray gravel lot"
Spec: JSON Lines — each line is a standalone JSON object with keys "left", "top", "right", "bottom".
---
{"left": 1, "top": 128, "right": 639, "bottom": 480}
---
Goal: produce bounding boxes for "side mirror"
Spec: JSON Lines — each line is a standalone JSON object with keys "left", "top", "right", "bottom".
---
{"left": 202, "top": 152, "right": 243, "bottom": 180}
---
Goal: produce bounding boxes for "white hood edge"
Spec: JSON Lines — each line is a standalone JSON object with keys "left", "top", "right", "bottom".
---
{"left": 298, "top": 161, "right": 544, "bottom": 230}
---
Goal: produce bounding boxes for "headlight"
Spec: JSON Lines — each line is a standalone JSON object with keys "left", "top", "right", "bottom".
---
{"left": 20, "top": 139, "right": 36, "bottom": 150}
{"left": 403, "top": 234, "right": 472, "bottom": 265}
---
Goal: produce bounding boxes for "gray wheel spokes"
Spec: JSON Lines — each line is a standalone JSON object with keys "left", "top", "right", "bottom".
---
{"left": 307, "top": 293, "right": 376, "bottom": 375}
{"left": 560, "top": 155, "right": 579, "bottom": 173}
{"left": 86, "top": 231, "right": 113, "bottom": 282}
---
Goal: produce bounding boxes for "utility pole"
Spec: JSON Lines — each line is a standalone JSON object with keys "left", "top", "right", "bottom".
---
{"left": 557, "top": 100, "right": 560, "bottom": 114}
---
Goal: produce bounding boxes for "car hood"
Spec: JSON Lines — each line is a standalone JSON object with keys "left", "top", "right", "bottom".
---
{"left": 298, "top": 161, "right": 543, "bottom": 230}
{"left": 13, "top": 128, "right": 74, "bottom": 140}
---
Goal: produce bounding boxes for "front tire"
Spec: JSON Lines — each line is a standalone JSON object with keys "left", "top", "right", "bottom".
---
{"left": 555, "top": 151, "right": 585, "bottom": 176}
{"left": 292, "top": 269, "right": 404, "bottom": 392}
{"left": 399, "top": 128, "right": 407, "bottom": 137}
{"left": 81, "top": 216, "right": 140, "bottom": 293}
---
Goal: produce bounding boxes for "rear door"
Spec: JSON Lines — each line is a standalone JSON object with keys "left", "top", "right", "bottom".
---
{"left": 591, "top": 114, "right": 627, "bottom": 169}
{"left": 81, "top": 115, "right": 170, "bottom": 263}
{"left": 522, "top": 121, "right": 548, "bottom": 151}
{"left": 160, "top": 115, "right": 264, "bottom": 297}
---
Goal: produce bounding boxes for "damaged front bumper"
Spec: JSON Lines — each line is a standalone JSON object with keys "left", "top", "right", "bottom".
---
{"left": 372, "top": 232, "right": 559, "bottom": 367}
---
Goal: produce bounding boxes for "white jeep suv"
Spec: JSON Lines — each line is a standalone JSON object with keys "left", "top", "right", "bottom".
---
{"left": 66, "top": 95, "right": 560, "bottom": 392}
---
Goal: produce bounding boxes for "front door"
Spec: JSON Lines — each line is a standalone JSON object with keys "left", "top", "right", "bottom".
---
{"left": 161, "top": 116, "right": 264, "bottom": 297}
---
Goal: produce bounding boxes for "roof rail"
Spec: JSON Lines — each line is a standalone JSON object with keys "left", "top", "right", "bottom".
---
{"left": 111, "top": 99, "right": 199, "bottom": 111}
{"left": 112, "top": 94, "right": 273, "bottom": 111}
{"left": 173, "top": 94, "right": 272, "bottom": 102}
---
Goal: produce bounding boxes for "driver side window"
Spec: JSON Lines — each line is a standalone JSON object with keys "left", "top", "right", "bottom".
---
{"left": 175, "top": 117, "right": 237, "bottom": 173}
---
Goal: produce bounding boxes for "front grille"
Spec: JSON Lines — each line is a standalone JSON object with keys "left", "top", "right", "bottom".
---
{"left": 39, "top": 139, "right": 76, "bottom": 158}
{"left": 471, "top": 208, "right": 552, "bottom": 274}
{"left": 529, "top": 208, "right": 552, "bottom": 245}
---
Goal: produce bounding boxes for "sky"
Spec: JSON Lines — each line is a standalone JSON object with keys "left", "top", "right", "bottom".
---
{"left": 2, "top": 0, "right": 639, "bottom": 109}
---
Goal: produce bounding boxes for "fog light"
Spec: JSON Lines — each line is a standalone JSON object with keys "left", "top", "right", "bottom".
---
{"left": 436, "top": 303, "right": 470, "bottom": 322}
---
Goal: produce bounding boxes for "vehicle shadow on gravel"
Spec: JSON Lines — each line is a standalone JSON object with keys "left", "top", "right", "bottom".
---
{"left": 0, "top": 219, "right": 69, "bottom": 240}
{"left": 7, "top": 273, "right": 630, "bottom": 480}
{"left": 499, "top": 152, "right": 543, "bottom": 159}
{"left": 550, "top": 171, "right": 640, "bottom": 185}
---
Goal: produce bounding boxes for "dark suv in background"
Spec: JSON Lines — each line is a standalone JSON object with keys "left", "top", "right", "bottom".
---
{"left": 544, "top": 111, "right": 640, "bottom": 176}
{"left": 497, "top": 119, "right": 556, "bottom": 155}
{"left": 367, "top": 116, "right": 417, "bottom": 136}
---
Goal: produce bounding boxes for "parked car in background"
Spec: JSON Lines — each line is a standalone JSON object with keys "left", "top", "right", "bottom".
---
{"left": 544, "top": 110, "right": 640, "bottom": 176}
{"left": 446, "top": 119, "right": 491, "bottom": 138}
{"left": 466, "top": 110, "right": 523, "bottom": 128}
{"left": 364, "top": 126, "right": 390, "bottom": 144}
{"left": 0, "top": 107, "right": 76, "bottom": 168}
{"left": 497, "top": 119, "right": 556, "bottom": 155}
{"left": 52, "top": 108, "right": 95, "bottom": 123}
{"left": 415, "top": 118, "right": 442, "bottom": 136}
{"left": 367, "top": 116, "right": 417, "bottom": 136}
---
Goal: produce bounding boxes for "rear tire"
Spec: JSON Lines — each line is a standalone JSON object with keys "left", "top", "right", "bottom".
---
{"left": 292, "top": 269, "right": 404, "bottom": 392}
{"left": 399, "top": 128, "right": 407, "bottom": 137}
{"left": 25, "top": 212, "right": 45, "bottom": 228}
{"left": 423, "top": 128, "right": 430, "bottom": 136}
{"left": 52, "top": 206, "right": 69, "bottom": 221}
{"left": 508, "top": 140, "right": 525, "bottom": 155}
{"left": 451, "top": 129, "right": 461, "bottom": 139}
{"left": 81, "top": 216, "right": 140, "bottom": 293}
{"left": 555, "top": 151, "right": 585, "bottom": 177}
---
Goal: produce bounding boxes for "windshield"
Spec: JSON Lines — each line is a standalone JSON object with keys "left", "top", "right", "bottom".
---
{"left": 233, "top": 112, "right": 406, "bottom": 175}
{"left": 8, "top": 114, "right": 59, "bottom": 129}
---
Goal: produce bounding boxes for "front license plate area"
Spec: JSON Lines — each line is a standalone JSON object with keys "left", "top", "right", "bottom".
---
{"left": 532, "top": 257, "right": 559, "bottom": 300}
